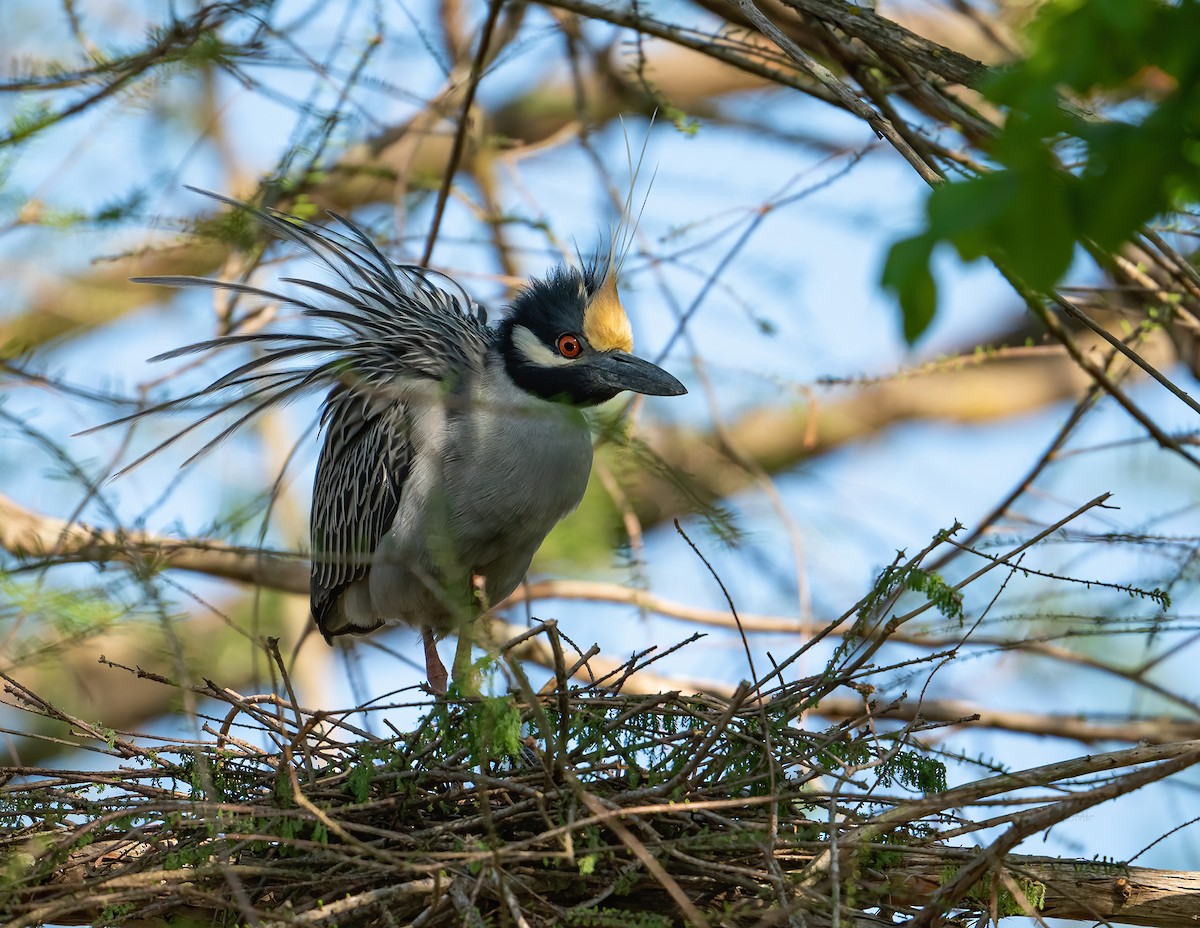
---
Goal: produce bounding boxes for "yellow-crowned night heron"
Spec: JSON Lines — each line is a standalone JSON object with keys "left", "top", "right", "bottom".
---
{"left": 122, "top": 191, "right": 686, "bottom": 692}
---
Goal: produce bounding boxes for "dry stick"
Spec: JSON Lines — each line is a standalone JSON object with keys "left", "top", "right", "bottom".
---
{"left": 732, "top": 0, "right": 942, "bottom": 186}
{"left": 762, "top": 542, "right": 938, "bottom": 694}
{"left": 288, "top": 880, "right": 440, "bottom": 925}
{"left": 665, "top": 682, "right": 753, "bottom": 789}
{"left": 773, "top": 0, "right": 987, "bottom": 87}
{"left": 7, "top": 488, "right": 1187, "bottom": 714}
{"left": 421, "top": 0, "right": 503, "bottom": 266}
{"left": 573, "top": 785, "right": 709, "bottom": 928}
{"left": 909, "top": 747, "right": 1200, "bottom": 928}
{"left": 916, "top": 302, "right": 1165, "bottom": 586}
{"left": 547, "top": 0, "right": 839, "bottom": 101}
{"left": 499, "top": 877, "right": 535, "bottom": 928}
{"left": 481, "top": 614, "right": 1200, "bottom": 744}
{"left": 10, "top": 505, "right": 1191, "bottom": 741}
{"left": 794, "top": 739, "right": 1200, "bottom": 897}
{"left": 546, "top": 621, "right": 572, "bottom": 766}
{"left": 518, "top": 579, "right": 805, "bottom": 633}
{"left": 281, "top": 738, "right": 405, "bottom": 868}
{"left": 0, "top": 490, "right": 310, "bottom": 591}
{"left": 895, "top": 493, "right": 1114, "bottom": 626}
{"left": 0, "top": 674, "right": 140, "bottom": 759}
{"left": 264, "top": 635, "right": 315, "bottom": 786}
{"left": 557, "top": 641, "right": 603, "bottom": 681}
{"left": 0, "top": 8, "right": 229, "bottom": 149}
{"left": 814, "top": 20, "right": 941, "bottom": 179}
{"left": 502, "top": 630, "right": 570, "bottom": 778}
{"left": 263, "top": 562, "right": 1200, "bottom": 704}
{"left": 650, "top": 168, "right": 847, "bottom": 666}
{"left": 674, "top": 521, "right": 759, "bottom": 689}
{"left": 1053, "top": 293, "right": 1200, "bottom": 418}
{"left": 542, "top": 543, "right": 1195, "bottom": 713}
{"left": 927, "top": 381, "right": 1105, "bottom": 573}
{"left": 547, "top": 576, "right": 1200, "bottom": 715}
{"left": 673, "top": 518, "right": 784, "bottom": 858}
{"left": 1013, "top": 277, "right": 1200, "bottom": 469}
{"left": 1141, "top": 228, "right": 1200, "bottom": 298}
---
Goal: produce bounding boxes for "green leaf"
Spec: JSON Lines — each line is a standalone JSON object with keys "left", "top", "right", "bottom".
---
{"left": 996, "top": 162, "right": 1075, "bottom": 290}
{"left": 881, "top": 233, "right": 938, "bottom": 344}
{"left": 927, "top": 172, "right": 1015, "bottom": 262}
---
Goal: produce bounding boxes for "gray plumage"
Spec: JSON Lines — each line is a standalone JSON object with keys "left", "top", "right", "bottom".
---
{"left": 309, "top": 339, "right": 593, "bottom": 640}
{"left": 107, "top": 189, "right": 685, "bottom": 687}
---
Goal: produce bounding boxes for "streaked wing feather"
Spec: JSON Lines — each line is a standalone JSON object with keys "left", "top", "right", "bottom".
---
{"left": 310, "top": 387, "right": 410, "bottom": 638}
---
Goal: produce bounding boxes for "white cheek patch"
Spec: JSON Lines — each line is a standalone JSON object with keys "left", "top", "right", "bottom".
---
{"left": 512, "top": 324, "right": 574, "bottom": 367}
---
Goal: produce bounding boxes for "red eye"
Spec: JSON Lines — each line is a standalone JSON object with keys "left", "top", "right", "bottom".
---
{"left": 556, "top": 333, "right": 582, "bottom": 358}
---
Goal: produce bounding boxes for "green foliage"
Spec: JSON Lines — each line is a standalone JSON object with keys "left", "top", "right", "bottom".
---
{"left": 884, "top": 751, "right": 948, "bottom": 794}
{"left": 273, "top": 767, "right": 294, "bottom": 808}
{"left": 0, "top": 575, "right": 132, "bottom": 666}
{"left": 345, "top": 745, "right": 384, "bottom": 803}
{"left": 0, "top": 674, "right": 1007, "bottom": 926}
{"left": 881, "top": 232, "right": 938, "bottom": 344}
{"left": 468, "top": 692, "right": 524, "bottom": 760}
{"left": 196, "top": 201, "right": 260, "bottom": 252}
{"left": 163, "top": 846, "right": 208, "bottom": 871}
{"left": 19, "top": 188, "right": 147, "bottom": 229}
{"left": 821, "top": 738, "right": 947, "bottom": 794}
{"left": 884, "top": 0, "right": 1200, "bottom": 341}
{"left": 864, "top": 561, "right": 963, "bottom": 625}
{"left": 287, "top": 194, "right": 321, "bottom": 221}
{"left": 660, "top": 103, "right": 702, "bottom": 137}
{"left": 92, "top": 188, "right": 147, "bottom": 225}
{"left": 428, "top": 688, "right": 524, "bottom": 768}
{"left": 98, "top": 901, "right": 137, "bottom": 925}
{"left": 940, "top": 866, "right": 1048, "bottom": 917}
{"left": 903, "top": 568, "right": 964, "bottom": 623}
{"left": 3, "top": 99, "right": 54, "bottom": 146}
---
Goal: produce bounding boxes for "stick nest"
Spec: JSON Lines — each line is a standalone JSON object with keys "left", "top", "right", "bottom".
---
{"left": 1, "top": 630, "right": 965, "bottom": 928}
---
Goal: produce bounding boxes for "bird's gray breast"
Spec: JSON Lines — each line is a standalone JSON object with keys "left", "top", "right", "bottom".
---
{"left": 369, "top": 360, "right": 593, "bottom": 623}
{"left": 442, "top": 363, "right": 593, "bottom": 586}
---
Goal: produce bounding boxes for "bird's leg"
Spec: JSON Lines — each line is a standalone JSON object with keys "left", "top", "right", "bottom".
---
{"left": 451, "top": 575, "right": 490, "bottom": 696}
{"left": 422, "top": 627, "right": 449, "bottom": 695}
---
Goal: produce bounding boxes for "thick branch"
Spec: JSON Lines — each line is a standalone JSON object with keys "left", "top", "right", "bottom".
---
{"left": 0, "top": 493, "right": 307, "bottom": 592}
{"left": 882, "top": 853, "right": 1200, "bottom": 928}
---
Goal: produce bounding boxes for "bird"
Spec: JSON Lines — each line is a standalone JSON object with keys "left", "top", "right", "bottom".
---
{"left": 113, "top": 190, "right": 687, "bottom": 692}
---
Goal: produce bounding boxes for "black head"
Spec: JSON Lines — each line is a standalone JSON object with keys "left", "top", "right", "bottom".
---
{"left": 497, "top": 263, "right": 687, "bottom": 406}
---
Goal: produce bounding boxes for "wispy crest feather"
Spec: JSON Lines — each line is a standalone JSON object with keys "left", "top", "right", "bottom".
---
{"left": 579, "top": 115, "right": 658, "bottom": 289}
{"left": 85, "top": 188, "right": 490, "bottom": 478}
{"left": 609, "top": 113, "right": 658, "bottom": 281}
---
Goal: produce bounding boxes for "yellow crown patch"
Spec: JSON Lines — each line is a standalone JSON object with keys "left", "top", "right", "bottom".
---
{"left": 583, "top": 273, "right": 634, "bottom": 353}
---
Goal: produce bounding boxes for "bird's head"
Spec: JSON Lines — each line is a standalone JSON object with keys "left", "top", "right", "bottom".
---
{"left": 497, "top": 262, "right": 686, "bottom": 406}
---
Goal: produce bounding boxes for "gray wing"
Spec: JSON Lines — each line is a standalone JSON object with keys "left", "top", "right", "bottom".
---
{"left": 310, "top": 385, "right": 410, "bottom": 640}
{"left": 83, "top": 191, "right": 492, "bottom": 635}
